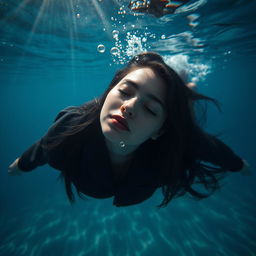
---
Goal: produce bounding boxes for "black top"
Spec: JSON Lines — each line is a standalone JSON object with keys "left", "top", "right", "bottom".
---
{"left": 18, "top": 103, "right": 244, "bottom": 207}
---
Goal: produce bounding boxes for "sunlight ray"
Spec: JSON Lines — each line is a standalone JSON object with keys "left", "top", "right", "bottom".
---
{"left": 2, "top": 0, "right": 31, "bottom": 22}
{"left": 25, "top": 0, "right": 50, "bottom": 45}
{"left": 110, "top": 0, "right": 124, "bottom": 8}
{"left": 91, "top": 0, "right": 112, "bottom": 37}
{"left": 67, "top": 0, "right": 78, "bottom": 98}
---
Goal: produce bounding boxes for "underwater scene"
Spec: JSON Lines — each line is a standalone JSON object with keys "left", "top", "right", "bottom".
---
{"left": 1, "top": 0, "right": 256, "bottom": 255}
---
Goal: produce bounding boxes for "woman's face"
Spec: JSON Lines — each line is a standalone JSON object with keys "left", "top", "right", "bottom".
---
{"left": 100, "top": 67, "right": 167, "bottom": 150}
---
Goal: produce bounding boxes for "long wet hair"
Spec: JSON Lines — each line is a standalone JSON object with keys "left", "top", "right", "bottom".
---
{"left": 45, "top": 52, "right": 227, "bottom": 208}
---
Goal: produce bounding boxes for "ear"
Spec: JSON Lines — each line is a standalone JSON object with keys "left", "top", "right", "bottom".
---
{"left": 151, "top": 129, "right": 165, "bottom": 140}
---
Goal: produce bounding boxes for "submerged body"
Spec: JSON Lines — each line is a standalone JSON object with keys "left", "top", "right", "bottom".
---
{"left": 16, "top": 101, "right": 243, "bottom": 207}
{"left": 9, "top": 52, "right": 249, "bottom": 207}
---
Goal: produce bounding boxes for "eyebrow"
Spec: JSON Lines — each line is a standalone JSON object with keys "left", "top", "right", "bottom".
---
{"left": 123, "top": 79, "right": 166, "bottom": 110}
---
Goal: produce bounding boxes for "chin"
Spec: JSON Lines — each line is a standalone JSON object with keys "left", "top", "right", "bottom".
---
{"left": 101, "top": 126, "right": 121, "bottom": 142}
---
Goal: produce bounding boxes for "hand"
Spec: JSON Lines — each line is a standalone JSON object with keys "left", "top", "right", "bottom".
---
{"left": 179, "top": 70, "right": 197, "bottom": 89}
{"left": 187, "top": 82, "right": 197, "bottom": 89}
{"left": 8, "top": 158, "right": 24, "bottom": 176}
{"left": 240, "top": 159, "right": 253, "bottom": 176}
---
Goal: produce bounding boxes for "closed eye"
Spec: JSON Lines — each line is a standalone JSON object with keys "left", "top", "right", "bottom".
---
{"left": 118, "top": 89, "right": 130, "bottom": 96}
{"left": 119, "top": 89, "right": 157, "bottom": 116}
{"left": 145, "top": 105, "right": 156, "bottom": 116}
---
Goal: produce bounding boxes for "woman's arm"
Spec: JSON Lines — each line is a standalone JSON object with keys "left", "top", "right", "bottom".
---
{"left": 8, "top": 106, "right": 81, "bottom": 174}
{"left": 15, "top": 138, "right": 48, "bottom": 172}
{"left": 197, "top": 133, "right": 246, "bottom": 172}
{"left": 8, "top": 158, "right": 24, "bottom": 175}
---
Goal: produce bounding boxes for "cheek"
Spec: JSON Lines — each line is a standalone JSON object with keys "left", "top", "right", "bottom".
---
{"left": 141, "top": 116, "right": 165, "bottom": 135}
{"left": 136, "top": 116, "right": 157, "bottom": 134}
{"left": 102, "top": 95, "right": 114, "bottom": 113}
{"left": 104, "top": 91, "right": 121, "bottom": 108}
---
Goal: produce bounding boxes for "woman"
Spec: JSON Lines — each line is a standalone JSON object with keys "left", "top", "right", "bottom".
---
{"left": 8, "top": 52, "right": 250, "bottom": 208}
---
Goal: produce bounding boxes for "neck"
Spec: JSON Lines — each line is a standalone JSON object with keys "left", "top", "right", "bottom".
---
{"left": 105, "top": 139, "right": 137, "bottom": 165}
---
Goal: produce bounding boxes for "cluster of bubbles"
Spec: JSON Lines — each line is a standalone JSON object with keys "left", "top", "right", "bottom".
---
{"left": 125, "top": 32, "right": 147, "bottom": 57}
{"left": 97, "top": 28, "right": 150, "bottom": 64}
{"left": 117, "top": 6, "right": 126, "bottom": 16}
{"left": 97, "top": 30, "right": 120, "bottom": 55}
{"left": 164, "top": 54, "right": 211, "bottom": 83}
{"left": 95, "top": 1, "right": 210, "bottom": 82}
{"left": 110, "top": 30, "right": 121, "bottom": 56}
{"left": 97, "top": 29, "right": 210, "bottom": 82}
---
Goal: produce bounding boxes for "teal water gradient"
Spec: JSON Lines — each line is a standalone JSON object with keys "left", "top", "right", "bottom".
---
{"left": 1, "top": 0, "right": 256, "bottom": 255}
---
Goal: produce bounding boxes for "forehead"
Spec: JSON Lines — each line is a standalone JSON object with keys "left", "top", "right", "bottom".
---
{"left": 118, "top": 67, "right": 166, "bottom": 100}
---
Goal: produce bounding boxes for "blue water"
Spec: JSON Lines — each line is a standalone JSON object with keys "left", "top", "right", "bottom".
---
{"left": 1, "top": 0, "right": 256, "bottom": 255}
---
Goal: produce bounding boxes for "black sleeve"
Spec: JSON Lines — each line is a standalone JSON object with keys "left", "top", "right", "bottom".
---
{"left": 17, "top": 106, "right": 82, "bottom": 172}
{"left": 197, "top": 133, "right": 244, "bottom": 172}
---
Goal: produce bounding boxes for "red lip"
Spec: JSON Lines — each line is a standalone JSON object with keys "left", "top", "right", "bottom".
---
{"left": 111, "top": 115, "right": 130, "bottom": 131}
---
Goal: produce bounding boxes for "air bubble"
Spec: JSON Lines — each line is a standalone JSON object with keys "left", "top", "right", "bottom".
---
{"left": 112, "top": 30, "right": 119, "bottom": 40}
{"left": 133, "top": 43, "right": 139, "bottom": 48}
{"left": 97, "top": 44, "right": 105, "bottom": 53}
{"left": 120, "top": 141, "right": 125, "bottom": 148}
{"left": 135, "top": 55, "right": 140, "bottom": 61}
{"left": 110, "top": 47, "right": 120, "bottom": 56}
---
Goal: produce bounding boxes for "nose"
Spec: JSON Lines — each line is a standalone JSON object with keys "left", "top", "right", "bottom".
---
{"left": 120, "top": 98, "right": 137, "bottom": 118}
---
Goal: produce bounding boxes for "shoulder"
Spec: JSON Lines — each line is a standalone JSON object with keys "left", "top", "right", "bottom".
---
{"left": 42, "top": 100, "right": 99, "bottom": 144}
{"left": 54, "top": 99, "right": 98, "bottom": 122}
{"left": 54, "top": 106, "right": 83, "bottom": 122}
